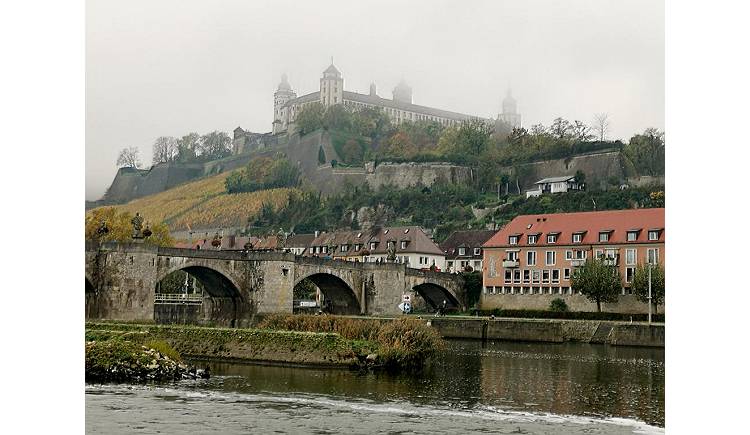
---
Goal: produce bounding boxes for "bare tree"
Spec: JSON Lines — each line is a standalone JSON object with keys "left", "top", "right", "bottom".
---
{"left": 571, "top": 120, "right": 593, "bottom": 142}
{"left": 152, "top": 136, "right": 178, "bottom": 164}
{"left": 592, "top": 113, "right": 610, "bottom": 141}
{"left": 116, "top": 146, "right": 141, "bottom": 168}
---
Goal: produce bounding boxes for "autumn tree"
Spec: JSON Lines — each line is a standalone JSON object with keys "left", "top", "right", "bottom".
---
{"left": 624, "top": 128, "right": 665, "bottom": 176}
{"left": 295, "top": 103, "right": 325, "bottom": 135}
{"left": 85, "top": 207, "right": 173, "bottom": 246}
{"left": 152, "top": 136, "right": 178, "bottom": 164}
{"left": 198, "top": 131, "right": 231, "bottom": 160}
{"left": 571, "top": 258, "right": 621, "bottom": 312}
{"left": 592, "top": 113, "right": 610, "bottom": 141}
{"left": 631, "top": 263, "right": 665, "bottom": 314}
{"left": 116, "top": 147, "right": 141, "bottom": 168}
{"left": 176, "top": 132, "right": 201, "bottom": 162}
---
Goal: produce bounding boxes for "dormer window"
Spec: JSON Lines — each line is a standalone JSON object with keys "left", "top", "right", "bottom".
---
{"left": 599, "top": 230, "right": 613, "bottom": 243}
{"left": 648, "top": 230, "right": 661, "bottom": 241}
{"left": 458, "top": 247, "right": 466, "bottom": 256}
{"left": 528, "top": 235, "right": 537, "bottom": 245}
{"left": 572, "top": 233, "right": 582, "bottom": 243}
{"left": 627, "top": 231, "right": 639, "bottom": 242}
{"left": 400, "top": 240, "right": 408, "bottom": 249}
{"left": 354, "top": 244, "right": 361, "bottom": 251}
{"left": 509, "top": 236, "right": 519, "bottom": 245}
{"left": 474, "top": 248, "right": 481, "bottom": 256}
{"left": 369, "top": 242, "right": 377, "bottom": 250}
{"left": 340, "top": 244, "right": 349, "bottom": 252}
{"left": 547, "top": 234, "right": 558, "bottom": 244}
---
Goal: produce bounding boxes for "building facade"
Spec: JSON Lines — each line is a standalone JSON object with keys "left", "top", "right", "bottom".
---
{"left": 271, "top": 62, "right": 494, "bottom": 134}
{"left": 481, "top": 208, "right": 665, "bottom": 313}
{"left": 439, "top": 230, "right": 496, "bottom": 273}
{"left": 525, "top": 175, "right": 583, "bottom": 198}
{"left": 304, "top": 226, "right": 445, "bottom": 270}
{"left": 498, "top": 89, "right": 521, "bottom": 128}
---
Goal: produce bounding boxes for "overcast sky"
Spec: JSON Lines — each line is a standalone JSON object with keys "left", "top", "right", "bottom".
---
{"left": 86, "top": 0, "right": 664, "bottom": 200}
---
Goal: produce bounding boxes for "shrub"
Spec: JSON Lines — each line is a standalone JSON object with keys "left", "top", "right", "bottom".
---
{"left": 145, "top": 339, "right": 182, "bottom": 363}
{"left": 549, "top": 298, "right": 569, "bottom": 312}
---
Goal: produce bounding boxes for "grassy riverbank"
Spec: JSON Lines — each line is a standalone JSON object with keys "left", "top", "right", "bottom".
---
{"left": 86, "top": 317, "right": 444, "bottom": 370}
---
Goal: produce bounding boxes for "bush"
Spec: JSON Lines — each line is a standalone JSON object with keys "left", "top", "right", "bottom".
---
{"left": 549, "top": 298, "right": 569, "bottom": 312}
{"left": 257, "top": 314, "right": 444, "bottom": 369}
{"left": 145, "top": 339, "right": 182, "bottom": 363}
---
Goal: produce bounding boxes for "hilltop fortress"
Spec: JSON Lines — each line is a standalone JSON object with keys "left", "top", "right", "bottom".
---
{"left": 234, "top": 61, "right": 521, "bottom": 153}
{"left": 95, "top": 62, "right": 631, "bottom": 208}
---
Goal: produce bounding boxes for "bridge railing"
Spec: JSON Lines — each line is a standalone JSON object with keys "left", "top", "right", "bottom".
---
{"left": 154, "top": 293, "right": 204, "bottom": 305}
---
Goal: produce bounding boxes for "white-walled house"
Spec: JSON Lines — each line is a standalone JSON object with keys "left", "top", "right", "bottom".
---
{"left": 526, "top": 175, "right": 582, "bottom": 198}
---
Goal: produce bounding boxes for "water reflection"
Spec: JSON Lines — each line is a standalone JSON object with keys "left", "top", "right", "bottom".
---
{"left": 190, "top": 340, "right": 664, "bottom": 427}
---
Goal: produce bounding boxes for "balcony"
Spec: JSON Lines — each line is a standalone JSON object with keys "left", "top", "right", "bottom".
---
{"left": 571, "top": 259, "right": 586, "bottom": 267}
{"left": 603, "top": 258, "right": 618, "bottom": 266}
{"left": 502, "top": 260, "right": 520, "bottom": 268}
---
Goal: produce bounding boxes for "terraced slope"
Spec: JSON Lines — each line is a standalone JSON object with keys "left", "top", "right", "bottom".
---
{"left": 90, "top": 170, "right": 295, "bottom": 232}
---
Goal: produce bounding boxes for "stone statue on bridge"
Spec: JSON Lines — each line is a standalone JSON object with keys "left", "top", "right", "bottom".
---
{"left": 131, "top": 213, "right": 144, "bottom": 239}
{"left": 386, "top": 240, "right": 396, "bottom": 263}
{"left": 276, "top": 228, "right": 287, "bottom": 250}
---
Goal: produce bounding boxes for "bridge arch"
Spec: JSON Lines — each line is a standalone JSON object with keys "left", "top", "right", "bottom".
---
{"left": 155, "top": 262, "right": 245, "bottom": 327}
{"left": 294, "top": 272, "right": 360, "bottom": 315}
{"left": 412, "top": 282, "right": 461, "bottom": 311}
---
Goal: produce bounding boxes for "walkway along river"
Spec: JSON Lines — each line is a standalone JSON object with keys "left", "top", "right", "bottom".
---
{"left": 86, "top": 339, "right": 664, "bottom": 434}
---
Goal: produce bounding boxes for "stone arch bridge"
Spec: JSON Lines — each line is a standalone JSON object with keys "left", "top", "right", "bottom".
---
{"left": 85, "top": 242, "right": 465, "bottom": 327}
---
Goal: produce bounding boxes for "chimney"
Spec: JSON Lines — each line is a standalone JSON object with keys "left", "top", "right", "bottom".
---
{"left": 315, "top": 230, "right": 320, "bottom": 238}
{"left": 369, "top": 82, "right": 377, "bottom": 96}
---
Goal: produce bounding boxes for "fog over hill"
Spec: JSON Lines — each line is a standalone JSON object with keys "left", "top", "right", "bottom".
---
{"left": 86, "top": 0, "right": 664, "bottom": 200}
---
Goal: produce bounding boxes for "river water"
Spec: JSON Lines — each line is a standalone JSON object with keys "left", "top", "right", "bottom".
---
{"left": 86, "top": 339, "right": 664, "bottom": 434}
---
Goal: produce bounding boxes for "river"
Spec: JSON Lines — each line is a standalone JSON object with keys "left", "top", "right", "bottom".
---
{"left": 86, "top": 339, "right": 664, "bottom": 434}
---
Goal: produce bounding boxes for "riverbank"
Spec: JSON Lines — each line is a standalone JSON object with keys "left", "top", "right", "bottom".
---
{"left": 86, "top": 316, "right": 444, "bottom": 370}
{"left": 428, "top": 317, "right": 664, "bottom": 347}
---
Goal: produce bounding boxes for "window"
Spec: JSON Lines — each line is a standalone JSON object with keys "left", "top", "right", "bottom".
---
{"left": 599, "top": 232, "right": 610, "bottom": 242}
{"left": 447, "top": 260, "right": 454, "bottom": 269}
{"left": 322, "top": 246, "right": 328, "bottom": 253}
{"left": 507, "top": 251, "right": 519, "bottom": 261}
{"left": 473, "top": 260, "right": 481, "bottom": 269}
{"left": 542, "top": 270, "right": 550, "bottom": 283}
{"left": 458, "top": 247, "right": 466, "bottom": 255}
{"left": 552, "top": 269, "right": 560, "bottom": 283}
{"left": 626, "top": 267, "right": 635, "bottom": 283}
{"left": 532, "top": 270, "right": 540, "bottom": 283}
{"left": 509, "top": 236, "right": 519, "bottom": 245}
{"left": 565, "top": 250, "right": 573, "bottom": 260}
{"left": 626, "top": 249, "right": 636, "bottom": 265}
{"left": 595, "top": 249, "right": 604, "bottom": 259}
{"left": 547, "top": 234, "right": 558, "bottom": 244}
{"left": 504, "top": 270, "right": 512, "bottom": 283}
{"left": 572, "top": 233, "right": 582, "bottom": 243}
{"left": 563, "top": 268, "right": 571, "bottom": 280}
{"left": 627, "top": 231, "right": 638, "bottom": 241}
{"left": 648, "top": 230, "right": 660, "bottom": 241}
{"left": 474, "top": 248, "right": 481, "bottom": 256}
{"left": 400, "top": 240, "right": 407, "bottom": 249}
{"left": 528, "top": 235, "right": 537, "bottom": 245}
{"left": 526, "top": 251, "right": 537, "bottom": 266}
{"left": 370, "top": 242, "right": 376, "bottom": 250}
{"left": 523, "top": 270, "right": 530, "bottom": 283}
{"left": 513, "top": 270, "right": 521, "bottom": 283}
{"left": 354, "top": 244, "right": 361, "bottom": 251}
{"left": 309, "top": 247, "right": 314, "bottom": 254}
{"left": 605, "top": 249, "right": 617, "bottom": 259}
{"left": 340, "top": 244, "right": 348, "bottom": 252}
{"left": 647, "top": 248, "right": 659, "bottom": 265}
{"left": 574, "top": 250, "right": 587, "bottom": 260}
{"left": 546, "top": 251, "right": 556, "bottom": 266}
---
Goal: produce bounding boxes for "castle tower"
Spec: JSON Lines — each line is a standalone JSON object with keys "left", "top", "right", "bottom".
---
{"left": 273, "top": 73, "right": 296, "bottom": 134}
{"left": 393, "top": 79, "right": 412, "bottom": 104}
{"left": 369, "top": 82, "right": 377, "bottom": 97}
{"left": 499, "top": 89, "right": 521, "bottom": 128}
{"left": 319, "top": 61, "right": 343, "bottom": 107}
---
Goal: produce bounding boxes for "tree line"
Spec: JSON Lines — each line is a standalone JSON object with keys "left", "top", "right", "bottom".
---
{"left": 115, "top": 131, "right": 232, "bottom": 169}
{"left": 291, "top": 103, "right": 665, "bottom": 181}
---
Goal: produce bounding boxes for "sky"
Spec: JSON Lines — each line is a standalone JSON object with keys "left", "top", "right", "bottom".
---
{"left": 86, "top": 0, "right": 664, "bottom": 200}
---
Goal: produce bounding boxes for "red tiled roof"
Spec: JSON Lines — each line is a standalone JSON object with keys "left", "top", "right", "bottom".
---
{"left": 483, "top": 208, "right": 665, "bottom": 248}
